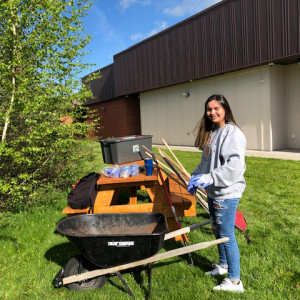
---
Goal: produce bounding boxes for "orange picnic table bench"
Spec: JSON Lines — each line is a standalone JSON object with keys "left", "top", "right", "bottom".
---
{"left": 62, "top": 163, "right": 196, "bottom": 241}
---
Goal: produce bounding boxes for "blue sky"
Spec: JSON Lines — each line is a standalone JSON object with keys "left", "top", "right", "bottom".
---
{"left": 81, "top": 0, "right": 222, "bottom": 77}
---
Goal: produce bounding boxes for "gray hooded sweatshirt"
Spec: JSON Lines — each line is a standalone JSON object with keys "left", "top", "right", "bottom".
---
{"left": 192, "top": 123, "right": 246, "bottom": 200}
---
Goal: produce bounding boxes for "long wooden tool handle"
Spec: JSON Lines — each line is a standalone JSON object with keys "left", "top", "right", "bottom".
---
{"left": 142, "top": 145, "right": 191, "bottom": 255}
{"left": 162, "top": 138, "right": 187, "bottom": 173}
{"left": 164, "top": 220, "right": 211, "bottom": 240}
{"left": 148, "top": 160, "right": 208, "bottom": 212}
{"left": 158, "top": 148, "right": 188, "bottom": 186}
{"left": 62, "top": 237, "right": 229, "bottom": 285}
{"left": 195, "top": 193, "right": 209, "bottom": 212}
{"left": 158, "top": 148, "right": 184, "bottom": 174}
{"left": 160, "top": 140, "right": 207, "bottom": 198}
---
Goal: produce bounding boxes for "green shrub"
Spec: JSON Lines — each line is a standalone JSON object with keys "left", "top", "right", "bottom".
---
{"left": 0, "top": 0, "right": 100, "bottom": 212}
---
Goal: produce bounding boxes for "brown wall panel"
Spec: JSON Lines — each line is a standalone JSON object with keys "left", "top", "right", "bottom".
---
{"left": 84, "top": 64, "right": 116, "bottom": 105}
{"left": 287, "top": 0, "right": 300, "bottom": 55}
{"left": 86, "top": 96, "right": 141, "bottom": 139}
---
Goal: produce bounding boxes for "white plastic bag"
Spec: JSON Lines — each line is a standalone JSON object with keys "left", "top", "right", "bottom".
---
{"left": 100, "top": 165, "right": 120, "bottom": 177}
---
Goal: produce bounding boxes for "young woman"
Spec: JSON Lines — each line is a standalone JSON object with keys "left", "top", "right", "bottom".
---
{"left": 188, "top": 94, "right": 246, "bottom": 293}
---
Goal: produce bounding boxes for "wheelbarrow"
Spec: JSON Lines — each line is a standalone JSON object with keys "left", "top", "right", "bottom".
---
{"left": 53, "top": 212, "right": 228, "bottom": 297}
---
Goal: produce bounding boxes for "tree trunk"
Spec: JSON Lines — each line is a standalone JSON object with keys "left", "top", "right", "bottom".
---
{"left": 1, "top": 9, "right": 16, "bottom": 142}
{"left": 2, "top": 76, "right": 15, "bottom": 142}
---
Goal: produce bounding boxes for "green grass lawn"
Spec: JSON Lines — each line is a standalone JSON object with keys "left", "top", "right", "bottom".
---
{"left": 0, "top": 140, "right": 299, "bottom": 299}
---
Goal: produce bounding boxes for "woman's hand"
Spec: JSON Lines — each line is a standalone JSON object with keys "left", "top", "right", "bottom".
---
{"left": 187, "top": 174, "right": 213, "bottom": 195}
{"left": 187, "top": 176, "right": 197, "bottom": 195}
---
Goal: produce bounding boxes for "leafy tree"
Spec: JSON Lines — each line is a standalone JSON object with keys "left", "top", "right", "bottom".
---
{"left": 0, "top": 0, "right": 99, "bottom": 211}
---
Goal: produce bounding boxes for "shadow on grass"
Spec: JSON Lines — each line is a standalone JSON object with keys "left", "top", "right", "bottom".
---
{"left": 0, "top": 235, "right": 17, "bottom": 242}
{"left": 292, "top": 272, "right": 300, "bottom": 287}
{"left": 163, "top": 238, "right": 213, "bottom": 273}
{"left": 196, "top": 212, "right": 210, "bottom": 219}
{"left": 112, "top": 238, "right": 216, "bottom": 296}
{"left": 106, "top": 259, "right": 182, "bottom": 297}
{"left": 44, "top": 242, "right": 79, "bottom": 267}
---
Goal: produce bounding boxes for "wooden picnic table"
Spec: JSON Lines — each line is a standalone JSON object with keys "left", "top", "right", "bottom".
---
{"left": 62, "top": 162, "right": 196, "bottom": 241}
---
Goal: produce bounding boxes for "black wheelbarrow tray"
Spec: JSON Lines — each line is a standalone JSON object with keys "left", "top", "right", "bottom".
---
{"left": 53, "top": 212, "right": 228, "bottom": 296}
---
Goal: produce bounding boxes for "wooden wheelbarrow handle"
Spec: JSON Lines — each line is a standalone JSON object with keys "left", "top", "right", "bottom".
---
{"left": 164, "top": 220, "right": 211, "bottom": 241}
{"left": 62, "top": 237, "right": 229, "bottom": 285}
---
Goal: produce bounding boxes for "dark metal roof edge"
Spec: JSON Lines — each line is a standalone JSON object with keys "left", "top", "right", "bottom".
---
{"left": 98, "top": 63, "right": 114, "bottom": 71}
{"left": 83, "top": 95, "right": 127, "bottom": 106}
{"left": 82, "top": 63, "right": 114, "bottom": 80}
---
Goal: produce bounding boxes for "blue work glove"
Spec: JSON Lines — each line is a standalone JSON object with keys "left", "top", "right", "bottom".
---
{"left": 193, "top": 174, "right": 213, "bottom": 189}
{"left": 187, "top": 176, "right": 197, "bottom": 195}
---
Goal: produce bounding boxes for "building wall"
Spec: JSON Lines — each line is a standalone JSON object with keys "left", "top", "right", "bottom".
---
{"left": 269, "top": 65, "right": 287, "bottom": 150}
{"left": 286, "top": 64, "right": 300, "bottom": 149}
{"left": 113, "top": 0, "right": 300, "bottom": 98}
{"left": 87, "top": 95, "right": 141, "bottom": 139}
{"left": 141, "top": 65, "right": 274, "bottom": 150}
{"left": 85, "top": 64, "right": 299, "bottom": 149}
{"left": 141, "top": 63, "right": 300, "bottom": 150}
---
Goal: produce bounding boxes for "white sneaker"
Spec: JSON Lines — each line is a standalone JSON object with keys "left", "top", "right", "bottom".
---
{"left": 205, "top": 263, "right": 228, "bottom": 276}
{"left": 213, "top": 278, "right": 244, "bottom": 293}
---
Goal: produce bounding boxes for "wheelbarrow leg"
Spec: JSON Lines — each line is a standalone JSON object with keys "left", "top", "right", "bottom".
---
{"left": 116, "top": 271, "right": 135, "bottom": 298}
{"left": 53, "top": 268, "right": 64, "bottom": 288}
{"left": 147, "top": 263, "right": 153, "bottom": 298}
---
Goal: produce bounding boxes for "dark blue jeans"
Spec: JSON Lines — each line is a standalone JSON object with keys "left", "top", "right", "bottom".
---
{"left": 208, "top": 197, "right": 241, "bottom": 282}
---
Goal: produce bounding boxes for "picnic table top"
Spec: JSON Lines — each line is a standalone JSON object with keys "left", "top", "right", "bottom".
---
{"left": 98, "top": 160, "right": 159, "bottom": 185}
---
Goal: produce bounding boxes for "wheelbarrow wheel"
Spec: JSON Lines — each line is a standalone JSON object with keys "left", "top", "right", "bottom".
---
{"left": 64, "top": 255, "right": 107, "bottom": 291}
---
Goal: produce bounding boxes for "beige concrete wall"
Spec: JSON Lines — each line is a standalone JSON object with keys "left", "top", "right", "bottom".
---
{"left": 269, "top": 66, "right": 287, "bottom": 150}
{"left": 141, "top": 65, "right": 273, "bottom": 150}
{"left": 286, "top": 64, "right": 300, "bottom": 149}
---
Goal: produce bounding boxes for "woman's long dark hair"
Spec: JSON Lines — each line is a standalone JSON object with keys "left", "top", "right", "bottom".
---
{"left": 194, "top": 94, "right": 237, "bottom": 150}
